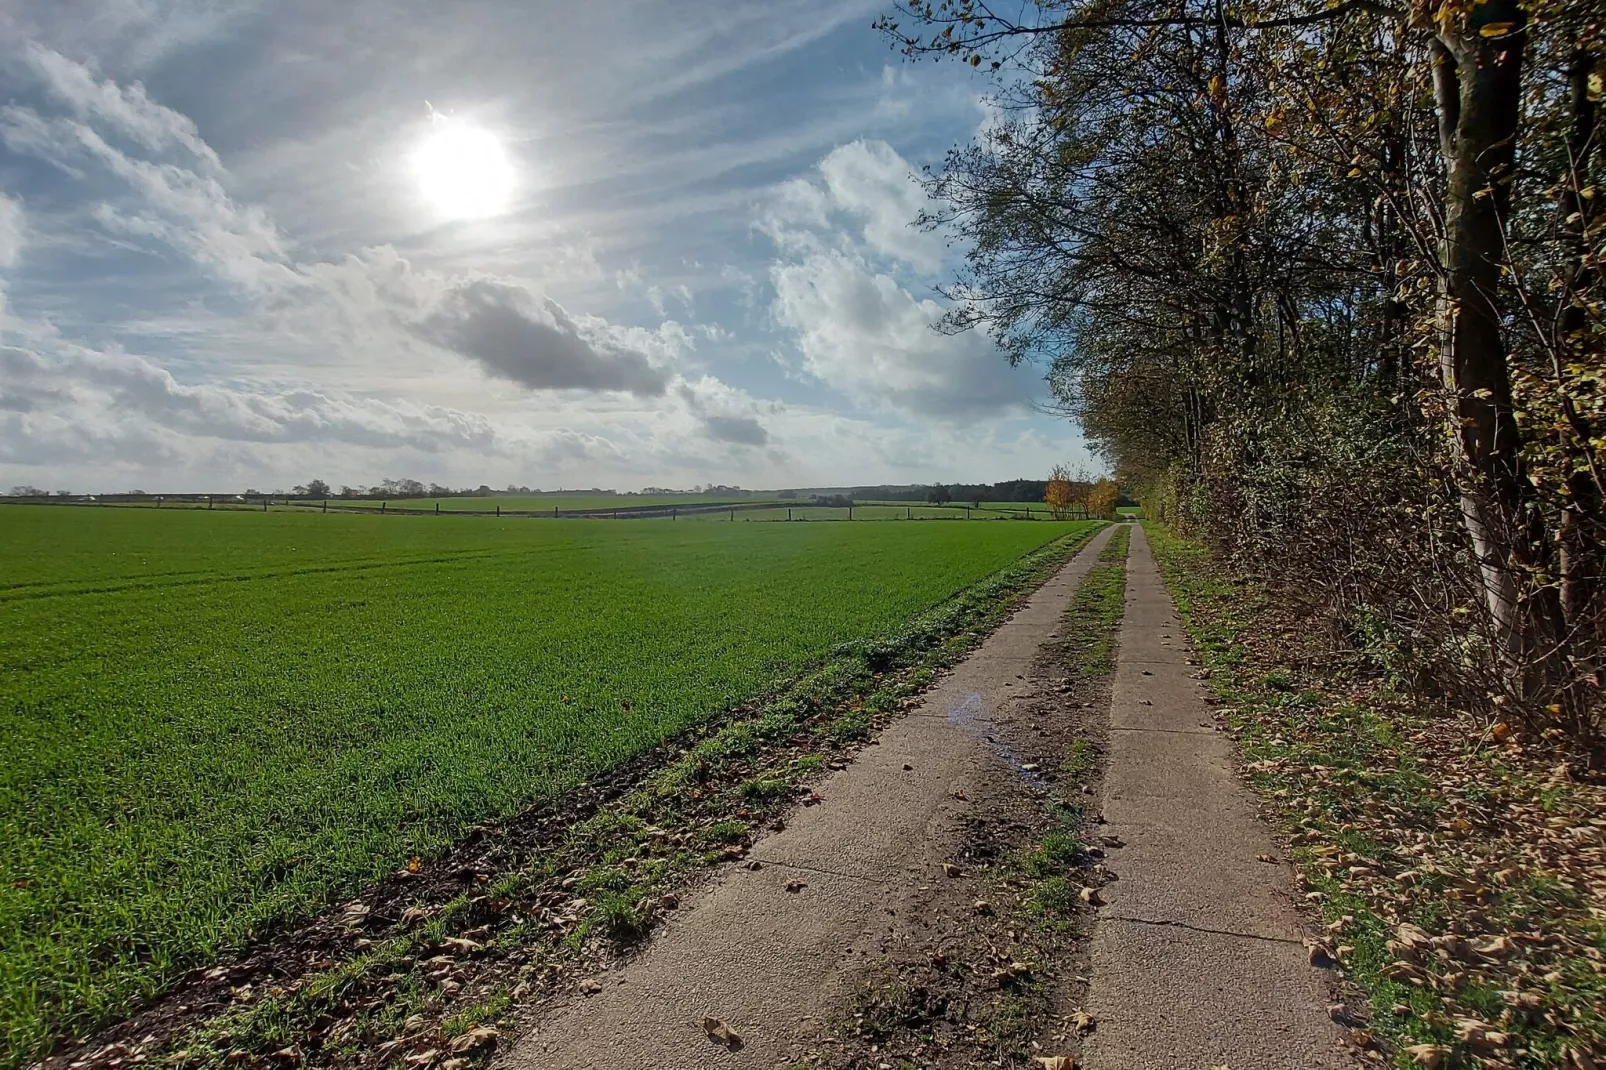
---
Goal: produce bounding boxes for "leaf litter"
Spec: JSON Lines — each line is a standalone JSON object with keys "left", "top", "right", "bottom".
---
{"left": 1146, "top": 524, "right": 1605, "bottom": 1068}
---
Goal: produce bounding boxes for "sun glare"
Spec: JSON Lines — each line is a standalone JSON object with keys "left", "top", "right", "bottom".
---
{"left": 411, "top": 119, "right": 515, "bottom": 220}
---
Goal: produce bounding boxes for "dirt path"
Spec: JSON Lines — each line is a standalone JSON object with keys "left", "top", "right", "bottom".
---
{"left": 1081, "top": 524, "right": 1352, "bottom": 1069}
{"left": 498, "top": 524, "right": 1355, "bottom": 1070}
{"left": 497, "top": 525, "right": 1119, "bottom": 1070}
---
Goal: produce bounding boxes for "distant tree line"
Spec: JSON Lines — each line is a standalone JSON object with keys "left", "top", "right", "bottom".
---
{"left": 843, "top": 480, "right": 1064, "bottom": 504}
{"left": 281, "top": 481, "right": 762, "bottom": 500}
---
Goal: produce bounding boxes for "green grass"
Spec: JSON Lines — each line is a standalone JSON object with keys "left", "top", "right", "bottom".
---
{"left": 0, "top": 506, "right": 1093, "bottom": 1062}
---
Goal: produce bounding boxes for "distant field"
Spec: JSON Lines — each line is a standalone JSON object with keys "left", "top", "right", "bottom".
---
{"left": 684, "top": 504, "right": 995, "bottom": 522}
{"left": 0, "top": 506, "right": 1094, "bottom": 1058}
{"left": 317, "top": 494, "right": 774, "bottom": 513}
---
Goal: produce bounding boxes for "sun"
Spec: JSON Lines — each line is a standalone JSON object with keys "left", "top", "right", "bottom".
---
{"left": 410, "top": 118, "right": 515, "bottom": 220}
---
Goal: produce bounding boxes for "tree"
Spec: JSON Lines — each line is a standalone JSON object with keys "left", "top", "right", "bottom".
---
{"left": 1044, "top": 466, "right": 1074, "bottom": 520}
{"left": 927, "top": 484, "right": 953, "bottom": 505}
{"left": 880, "top": 0, "right": 1606, "bottom": 744}
{"left": 1085, "top": 480, "right": 1120, "bottom": 520}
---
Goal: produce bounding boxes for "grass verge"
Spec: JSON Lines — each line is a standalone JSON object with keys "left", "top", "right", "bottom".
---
{"left": 1144, "top": 521, "right": 1605, "bottom": 1070}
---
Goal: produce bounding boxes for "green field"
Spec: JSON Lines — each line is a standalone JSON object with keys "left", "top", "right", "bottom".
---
{"left": 317, "top": 494, "right": 773, "bottom": 513}
{"left": 0, "top": 506, "right": 1093, "bottom": 1058}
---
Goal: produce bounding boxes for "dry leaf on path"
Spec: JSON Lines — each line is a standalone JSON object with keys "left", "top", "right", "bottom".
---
{"left": 701, "top": 1017, "right": 744, "bottom": 1050}
{"left": 1071, "top": 1010, "right": 1097, "bottom": 1034}
{"left": 1079, "top": 886, "right": 1103, "bottom": 906}
{"left": 785, "top": 879, "right": 807, "bottom": 893}
{"left": 578, "top": 978, "right": 603, "bottom": 994}
{"left": 943, "top": 862, "right": 964, "bottom": 877}
{"left": 1035, "top": 1057, "right": 1077, "bottom": 1069}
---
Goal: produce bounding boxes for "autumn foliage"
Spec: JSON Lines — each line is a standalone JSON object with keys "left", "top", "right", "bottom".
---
{"left": 1043, "top": 465, "right": 1074, "bottom": 520}
{"left": 1084, "top": 480, "right": 1119, "bottom": 520}
{"left": 882, "top": 0, "right": 1605, "bottom": 752}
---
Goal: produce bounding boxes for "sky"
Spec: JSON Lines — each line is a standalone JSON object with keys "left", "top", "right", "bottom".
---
{"left": 0, "top": 0, "right": 1094, "bottom": 494}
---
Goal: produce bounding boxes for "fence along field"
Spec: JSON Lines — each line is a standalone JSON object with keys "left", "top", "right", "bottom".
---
{"left": 4, "top": 493, "right": 1079, "bottom": 520}
{"left": 0, "top": 506, "right": 1096, "bottom": 1062}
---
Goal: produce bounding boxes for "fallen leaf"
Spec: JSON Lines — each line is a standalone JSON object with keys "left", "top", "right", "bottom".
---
{"left": 578, "top": 978, "right": 603, "bottom": 995}
{"left": 943, "top": 862, "right": 964, "bottom": 877}
{"left": 998, "top": 959, "right": 1032, "bottom": 975}
{"left": 1473, "top": 935, "right": 1515, "bottom": 958}
{"left": 702, "top": 1017, "right": 744, "bottom": 1050}
{"left": 449, "top": 1027, "right": 498, "bottom": 1054}
{"left": 1405, "top": 1044, "right": 1448, "bottom": 1067}
{"left": 1079, "top": 886, "right": 1103, "bottom": 906}
{"left": 1071, "top": 1010, "right": 1097, "bottom": 1034}
{"left": 786, "top": 879, "right": 808, "bottom": 893}
{"left": 1035, "top": 1058, "right": 1076, "bottom": 1069}
{"left": 1256, "top": 853, "right": 1277, "bottom": 863}
{"left": 972, "top": 899, "right": 994, "bottom": 915}
{"left": 1393, "top": 922, "right": 1433, "bottom": 953}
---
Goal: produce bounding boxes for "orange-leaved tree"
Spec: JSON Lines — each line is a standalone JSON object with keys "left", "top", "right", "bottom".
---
{"left": 1085, "top": 480, "right": 1119, "bottom": 519}
{"left": 1044, "top": 464, "right": 1074, "bottom": 520}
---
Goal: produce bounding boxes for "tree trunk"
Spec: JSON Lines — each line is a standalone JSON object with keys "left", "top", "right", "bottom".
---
{"left": 1430, "top": 7, "right": 1562, "bottom": 701}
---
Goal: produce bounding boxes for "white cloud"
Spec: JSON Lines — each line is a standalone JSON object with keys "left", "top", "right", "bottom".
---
{"left": 0, "top": 195, "right": 24, "bottom": 269}
{"left": 771, "top": 250, "right": 1035, "bottom": 419}
{"left": 761, "top": 140, "right": 1037, "bottom": 422}
{"left": 817, "top": 140, "right": 944, "bottom": 273}
{"left": 0, "top": 342, "right": 498, "bottom": 454}
{"left": 677, "top": 376, "right": 772, "bottom": 448}
{"left": 22, "top": 42, "right": 223, "bottom": 167}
